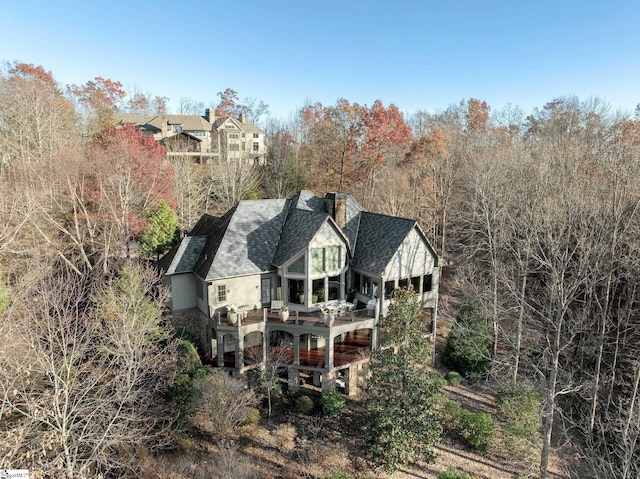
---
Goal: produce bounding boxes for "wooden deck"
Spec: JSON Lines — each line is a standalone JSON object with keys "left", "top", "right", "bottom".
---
{"left": 218, "top": 329, "right": 371, "bottom": 369}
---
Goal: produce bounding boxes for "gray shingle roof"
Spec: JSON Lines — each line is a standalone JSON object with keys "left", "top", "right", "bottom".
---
{"left": 212, "top": 116, "right": 264, "bottom": 134}
{"left": 160, "top": 190, "right": 434, "bottom": 283}
{"left": 272, "top": 209, "right": 330, "bottom": 267}
{"left": 165, "top": 236, "right": 209, "bottom": 274}
{"left": 194, "top": 199, "right": 288, "bottom": 280}
{"left": 351, "top": 212, "right": 417, "bottom": 275}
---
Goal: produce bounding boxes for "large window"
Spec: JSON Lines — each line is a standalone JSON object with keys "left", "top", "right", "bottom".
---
{"left": 288, "top": 255, "right": 305, "bottom": 274}
{"left": 326, "top": 246, "right": 340, "bottom": 271}
{"left": 217, "top": 285, "right": 227, "bottom": 302}
{"left": 311, "top": 246, "right": 341, "bottom": 274}
{"left": 312, "top": 278, "right": 325, "bottom": 303}
{"left": 311, "top": 248, "right": 324, "bottom": 274}
{"left": 384, "top": 281, "right": 395, "bottom": 299}
{"left": 423, "top": 274, "right": 433, "bottom": 292}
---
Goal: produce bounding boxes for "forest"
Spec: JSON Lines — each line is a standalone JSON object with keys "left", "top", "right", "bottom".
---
{"left": 1, "top": 60, "right": 640, "bottom": 479}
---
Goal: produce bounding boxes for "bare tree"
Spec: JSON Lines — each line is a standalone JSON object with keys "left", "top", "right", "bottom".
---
{"left": 193, "top": 369, "right": 257, "bottom": 440}
{"left": 0, "top": 264, "right": 177, "bottom": 477}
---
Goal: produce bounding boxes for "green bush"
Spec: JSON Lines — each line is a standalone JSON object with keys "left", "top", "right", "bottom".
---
{"left": 438, "top": 467, "right": 478, "bottom": 479}
{"left": 445, "top": 371, "right": 462, "bottom": 386}
{"left": 434, "top": 375, "right": 449, "bottom": 390}
{"left": 243, "top": 406, "right": 261, "bottom": 427}
{"left": 325, "top": 473, "right": 353, "bottom": 479}
{"left": 438, "top": 398, "right": 464, "bottom": 433}
{"left": 444, "top": 304, "right": 491, "bottom": 377}
{"left": 322, "top": 388, "right": 346, "bottom": 419}
{"left": 296, "top": 394, "right": 314, "bottom": 414}
{"left": 460, "top": 410, "right": 495, "bottom": 451}
{"left": 495, "top": 380, "right": 541, "bottom": 438}
{"left": 165, "top": 338, "right": 208, "bottom": 421}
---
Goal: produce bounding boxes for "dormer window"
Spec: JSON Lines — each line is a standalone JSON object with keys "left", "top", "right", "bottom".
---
{"left": 172, "top": 125, "right": 182, "bottom": 133}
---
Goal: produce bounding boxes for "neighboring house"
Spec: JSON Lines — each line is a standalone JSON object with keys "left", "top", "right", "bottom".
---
{"left": 159, "top": 190, "right": 439, "bottom": 393}
{"left": 210, "top": 112, "right": 267, "bottom": 165}
{"left": 115, "top": 110, "right": 266, "bottom": 164}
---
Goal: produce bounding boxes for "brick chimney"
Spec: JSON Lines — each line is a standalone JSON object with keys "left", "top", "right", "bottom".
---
{"left": 325, "top": 193, "right": 347, "bottom": 230}
{"left": 239, "top": 112, "right": 246, "bottom": 123}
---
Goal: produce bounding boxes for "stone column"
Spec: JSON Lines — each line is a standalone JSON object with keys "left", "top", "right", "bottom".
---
{"left": 344, "top": 365, "right": 358, "bottom": 396}
{"left": 293, "top": 334, "right": 300, "bottom": 366}
{"left": 324, "top": 334, "right": 334, "bottom": 370}
{"left": 288, "top": 367, "right": 300, "bottom": 393}
{"left": 217, "top": 336, "right": 224, "bottom": 367}
{"left": 322, "top": 369, "right": 336, "bottom": 392}
{"left": 235, "top": 335, "right": 244, "bottom": 370}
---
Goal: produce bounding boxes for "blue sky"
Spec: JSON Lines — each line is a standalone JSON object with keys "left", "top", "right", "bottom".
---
{"left": 1, "top": 1, "right": 638, "bottom": 119}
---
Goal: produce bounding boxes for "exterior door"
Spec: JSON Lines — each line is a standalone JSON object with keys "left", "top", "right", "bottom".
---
{"left": 261, "top": 277, "right": 271, "bottom": 307}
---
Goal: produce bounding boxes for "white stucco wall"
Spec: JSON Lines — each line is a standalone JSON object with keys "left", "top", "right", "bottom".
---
{"left": 170, "top": 273, "right": 198, "bottom": 311}
{"left": 208, "top": 274, "right": 263, "bottom": 316}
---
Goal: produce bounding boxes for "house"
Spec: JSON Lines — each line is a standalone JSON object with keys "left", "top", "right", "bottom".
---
{"left": 115, "top": 110, "right": 266, "bottom": 164}
{"left": 210, "top": 112, "right": 267, "bottom": 165}
{"left": 159, "top": 191, "right": 439, "bottom": 394}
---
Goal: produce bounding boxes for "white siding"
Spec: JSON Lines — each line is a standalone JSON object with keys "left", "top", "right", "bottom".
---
{"left": 383, "top": 228, "right": 435, "bottom": 280}
{"left": 310, "top": 222, "right": 344, "bottom": 249}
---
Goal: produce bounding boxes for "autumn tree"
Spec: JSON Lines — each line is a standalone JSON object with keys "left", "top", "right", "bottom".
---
{"left": 70, "top": 76, "right": 126, "bottom": 138}
{"left": 214, "top": 87, "right": 269, "bottom": 125}
{"left": 0, "top": 61, "right": 78, "bottom": 177}
{"left": 125, "top": 90, "right": 169, "bottom": 117}
{"left": 34, "top": 124, "right": 175, "bottom": 273}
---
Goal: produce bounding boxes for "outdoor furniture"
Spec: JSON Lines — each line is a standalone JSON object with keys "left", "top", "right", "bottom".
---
{"left": 270, "top": 300, "right": 283, "bottom": 313}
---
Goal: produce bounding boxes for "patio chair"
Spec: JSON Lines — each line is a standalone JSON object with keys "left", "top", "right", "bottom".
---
{"left": 270, "top": 300, "right": 283, "bottom": 313}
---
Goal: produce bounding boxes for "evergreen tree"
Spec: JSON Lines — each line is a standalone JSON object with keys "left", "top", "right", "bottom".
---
{"left": 365, "top": 287, "right": 443, "bottom": 471}
{"left": 140, "top": 201, "right": 179, "bottom": 257}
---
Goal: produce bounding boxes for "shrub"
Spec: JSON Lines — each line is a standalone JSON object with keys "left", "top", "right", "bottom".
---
{"left": 243, "top": 406, "right": 261, "bottom": 428}
{"left": 434, "top": 375, "right": 449, "bottom": 390}
{"left": 443, "top": 304, "right": 491, "bottom": 377}
{"left": 438, "top": 398, "right": 464, "bottom": 433}
{"left": 322, "top": 388, "right": 346, "bottom": 419}
{"left": 460, "top": 411, "right": 495, "bottom": 451}
{"left": 193, "top": 370, "right": 258, "bottom": 439}
{"left": 325, "top": 473, "right": 353, "bottom": 479}
{"left": 296, "top": 394, "right": 314, "bottom": 414}
{"left": 495, "top": 380, "right": 541, "bottom": 438}
{"left": 446, "top": 371, "right": 462, "bottom": 386}
{"left": 166, "top": 338, "right": 208, "bottom": 422}
{"left": 438, "top": 467, "right": 478, "bottom": 479}
{"left": 273, "top": 424, "right": 297, "bottom": 453}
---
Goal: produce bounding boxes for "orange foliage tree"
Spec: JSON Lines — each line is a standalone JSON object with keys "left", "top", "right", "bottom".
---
{"left": 83, "top": 124, "right": 174, "bottom": 262}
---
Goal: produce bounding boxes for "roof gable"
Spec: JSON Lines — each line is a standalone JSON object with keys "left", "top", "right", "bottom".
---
{"left": 351, "top": 212, "right": 418, "bottom": 275}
